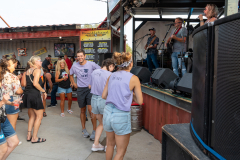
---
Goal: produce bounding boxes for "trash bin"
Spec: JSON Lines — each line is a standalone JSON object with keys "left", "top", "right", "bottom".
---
{"left": 131, "top": 102, "right": 144, "bottom": 131}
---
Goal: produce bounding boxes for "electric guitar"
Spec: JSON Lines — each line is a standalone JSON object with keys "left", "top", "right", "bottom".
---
{"left": 145, "top": 45, "right": 153, "bottom": 53}
{"left": 167, "top": 28, "right": 178, "bottom": 54}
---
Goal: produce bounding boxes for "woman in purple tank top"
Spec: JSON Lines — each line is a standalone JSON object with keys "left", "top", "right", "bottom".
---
{"left": 102, "top": 52, "right": 143, "bottom": 160}
{"left": 90, "top": 58, "right": 115, "bottom": 152}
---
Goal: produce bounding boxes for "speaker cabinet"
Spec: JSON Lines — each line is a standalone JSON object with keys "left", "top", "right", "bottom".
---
{"left": 176, "top": 73, "right": 192, "bottom": 94}
{"left": 191, "top": 13, "right": 240, "bottom": 160}
{"left": 151, "top": 68, "right": 178, "bottom": 89}
{"left": 130, "top": 66, "right": 151, "bottom": 83}
{"left": 98, "top": 53, "right": 113, "bottom": 66}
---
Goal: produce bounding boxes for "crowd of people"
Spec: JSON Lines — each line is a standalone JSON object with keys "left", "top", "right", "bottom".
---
{"left": 0, "top": 49, "right": 143, "bottom": 160}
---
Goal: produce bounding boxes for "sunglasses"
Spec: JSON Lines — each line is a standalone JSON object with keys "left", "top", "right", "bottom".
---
{"left": 37, "top": 60, "right": 42, "bottom": 62}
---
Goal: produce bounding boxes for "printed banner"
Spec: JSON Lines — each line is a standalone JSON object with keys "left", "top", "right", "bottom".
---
{"left": 33, "top": 47, "right": 47, "bottom": 56}
{"left": 80, "top": 30, "right": 111, "bottom": 63}
{"left": 81, "top": 41, "right": 111, "bottom": 63}
{"left": 80, "top": 30, "right": 111, "bottom": 41}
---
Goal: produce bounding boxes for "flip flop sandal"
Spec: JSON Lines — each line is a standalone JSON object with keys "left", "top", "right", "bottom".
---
{"left": 60, "top": 113, "right": 65, "bottom": 117}
{"left": 67, "top": 110, "right": 73, "bottom": 114}
{"left": 32, "top": 138, "right": 46, "bottom": 144}
{"left": 27, "top": 131, "right": 32, "bottom": 142}
{"left": 43, "top": 112, "right": 47, "bottom": 117}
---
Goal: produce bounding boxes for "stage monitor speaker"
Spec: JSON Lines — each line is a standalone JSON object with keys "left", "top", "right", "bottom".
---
{"left": 176, "top": 73, "right": 192, "bottom": 94}
{"left": 151, "top": 68, "right": 177, "bottom": 89}
{"left": 130, "top": 67, "right": 151, "bottom": 83}
{"left": 191, "top": 13, "right": 240, "bottom": 160}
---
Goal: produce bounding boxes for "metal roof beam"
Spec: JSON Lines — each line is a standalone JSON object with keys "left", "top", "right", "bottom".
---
{"left": 141, "top": 2, "right": 224, "bottom": 8}
{"left": 134, "top": 18, "right": 201, "bottom": 22}
{"left": 135, "top": 21, "right": 147, "bottom": 33}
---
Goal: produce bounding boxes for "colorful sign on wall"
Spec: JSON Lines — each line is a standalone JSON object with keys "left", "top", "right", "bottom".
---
{"left": 80, "top": 30, "right": 111, "bottom": 63}
{"left": 17, "top": 48, "right": 27, "bottom": 56}
{"left": 33, "top": 47, "right": 47, "bottom": 56}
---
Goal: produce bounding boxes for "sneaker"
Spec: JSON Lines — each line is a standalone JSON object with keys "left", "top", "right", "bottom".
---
{"left": 82, "top": 129, "right": 90, "bottom": 138}
{"left": 18, "top": 141, "right": 22, "bottom": 146}
{"left": 91, "top": 144, "right": 105, "bottom": 152}
{"left": 90, "top": 130, "right": 95, "bottom": 141}
{"left": 60, "top": 113, "right": 65, "bottom": 117}
{"left": 47, "top": 104, "right": 56, "bottom": 108}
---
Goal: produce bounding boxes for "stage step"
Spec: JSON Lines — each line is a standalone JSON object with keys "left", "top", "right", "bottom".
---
{"left": 162, "top": 124, "right": 210, "bottom": 160}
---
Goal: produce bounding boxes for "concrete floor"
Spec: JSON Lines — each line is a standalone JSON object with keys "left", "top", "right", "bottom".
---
{"left": 7, "top": 100, "right": 161, "bottom": 160}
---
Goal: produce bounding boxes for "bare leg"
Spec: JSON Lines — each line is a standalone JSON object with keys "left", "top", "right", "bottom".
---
{"left": 1, "top": 135, "right": 19, "bottom": 160}
{"left": 6, "top": 113, "right": 19, "bottom": 131}
{"left": 114, "top": 134, "right": 130, "bottom": 160}
{"left": 27, "top": 108, "right": 35, "bottom": 140}
{"left": 31, "top": 109, "right": 44, "bottom": 142}
{"left": 66, "top": 92, "right": 72, "bottom": 110}
{"left": 94, "top": 114, "right": 103, "bottom": 146}
{"left": 0, "top": 143, "right": 7, "bottom": 160}
{"left": 42, "top": 93, "right": 46, "bottom": 114}
{"left": 87, "top": 105, "right": 96, "bottom": 131}
{"left": 59, "top": 93, "right": 65, "bottom": 114}
{"left": 106, "top": 131, "right": 116, "bottom": 160}
{"left": 80, "top": 107, "right": 87, "bottom": 129}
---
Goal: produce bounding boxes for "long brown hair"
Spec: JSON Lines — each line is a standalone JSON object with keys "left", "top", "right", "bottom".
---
{"left": 0, "top": 58, "right": 15, "bottom": 81}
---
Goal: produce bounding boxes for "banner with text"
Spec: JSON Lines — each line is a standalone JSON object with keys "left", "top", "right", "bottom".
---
{"left": 80, "top": 30, "right": 111, "bottom": 63}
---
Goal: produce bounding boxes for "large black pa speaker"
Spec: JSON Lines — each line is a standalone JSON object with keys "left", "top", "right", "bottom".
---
{"left": 98, "top": 53, "right": 113, "bottom": 66}
{"left": 130, "top": 66, "right": 151, "bottom": 83}
{"left": 191, "top": 13, "right": 240, "bottom": 160}
{"left": 151, "top": 68, "right": 178, "bottom": 89}
{"left": 176, "top": 73, "right": 192, "bottom": 94}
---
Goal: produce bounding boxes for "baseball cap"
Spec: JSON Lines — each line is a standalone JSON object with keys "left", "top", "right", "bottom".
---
{"left": 149, "top": 28, "right": 156, "bottom": 31}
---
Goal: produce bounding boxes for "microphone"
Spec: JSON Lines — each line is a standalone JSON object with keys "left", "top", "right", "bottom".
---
{"left": 145, "top": 34, "right": 151, "bottom": 36}
{"left": 165, "top": 23, "right": 175, "bottom": 26}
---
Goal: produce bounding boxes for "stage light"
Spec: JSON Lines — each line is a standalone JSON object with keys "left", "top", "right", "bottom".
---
{"left": 10, "top": 39, "right": 12, "bottom": 40}
{"left": 59, "top": 36, "right": 62, "bottom": 39}
{"left": 133, "top": 0, "right": 146, "bottom": 7}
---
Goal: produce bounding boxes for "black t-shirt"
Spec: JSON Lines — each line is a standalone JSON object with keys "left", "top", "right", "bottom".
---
{"left": 58, "top": 69, "right": 70, "bottom": 89}
{"left": 42, "top": 59, "right": 50, "bottom": 70}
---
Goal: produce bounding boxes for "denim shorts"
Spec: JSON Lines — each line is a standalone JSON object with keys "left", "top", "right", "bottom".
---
{"left": 103, "top": 103, "right": 131, "bottom": 135}
{"left": 57, "top": 87, "right": 72, "bottom": 94}
{"left": 5, "top": 96, "right": 20, "bottom": 115}
{"left": 91, "top": 94, "right": 106, "bottom": 115}
{"left": 0, "top": 118, "right": 16, "bottom": 145}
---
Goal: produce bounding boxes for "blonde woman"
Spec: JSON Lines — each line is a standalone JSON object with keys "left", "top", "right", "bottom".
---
{"left": 55, "top": 59, "right": 73, "bottom": 117}
{"left": 21, "top": 56, "right": 47, "bottom": 143}
{"left": 199, "top": 4, "right": 218, "bottom": 26}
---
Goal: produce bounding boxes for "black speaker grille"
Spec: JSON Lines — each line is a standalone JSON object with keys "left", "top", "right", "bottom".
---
{"left": 214, "top": 18, "right": 240, "bottom": 160}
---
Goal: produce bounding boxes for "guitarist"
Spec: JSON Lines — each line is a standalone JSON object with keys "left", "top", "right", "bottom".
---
{"left": 165, "top": 18, "right": 187, "bottom": 77}
{"left": 144, "top": 28, "right": 159, "bottom": 72}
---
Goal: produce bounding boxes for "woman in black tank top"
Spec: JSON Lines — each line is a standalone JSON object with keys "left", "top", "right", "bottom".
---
{"left": 55, "top": 59, "right": 72, "bottom": 117}
{"left": 22, "top": 56, "right": 47, "bottom": 143}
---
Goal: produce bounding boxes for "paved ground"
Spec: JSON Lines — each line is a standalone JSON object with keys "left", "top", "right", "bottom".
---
{"left": 7, "top": 100, "right": 161, "bottom": 160}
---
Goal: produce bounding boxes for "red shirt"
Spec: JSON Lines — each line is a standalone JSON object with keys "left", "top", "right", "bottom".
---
{"left": 65, "top": 58, "right": 72, "bottom": 70}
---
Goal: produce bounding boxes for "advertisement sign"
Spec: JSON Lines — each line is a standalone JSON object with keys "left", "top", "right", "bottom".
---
{"left": 33, "top": 47, "right": 47, "bottom": 56}
{"left": 80, "top": 30, "right": 111, "bottom": 63}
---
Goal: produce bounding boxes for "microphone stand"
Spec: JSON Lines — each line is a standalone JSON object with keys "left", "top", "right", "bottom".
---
{"left": 133, "top": 34, "right": 149, "bottom": 66}
{"left": 158, "top": 24, "right": 173, "bottom": 68}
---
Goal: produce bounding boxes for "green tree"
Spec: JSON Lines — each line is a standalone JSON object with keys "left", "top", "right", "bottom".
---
{"left": 126, "top": 43, "right": 132, "bottom": 54}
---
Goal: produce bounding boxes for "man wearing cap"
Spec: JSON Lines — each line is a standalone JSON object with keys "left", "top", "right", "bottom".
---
{"left": 144, "top": 28, "right": 160, "bottom": 72}
{"left": 42, "top": 55, "right": 52, "bottom": 71}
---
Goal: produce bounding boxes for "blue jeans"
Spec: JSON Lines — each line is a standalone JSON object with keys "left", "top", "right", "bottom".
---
{"left": 147, "top": 53, "right": 159, "bottom": 72}
{"left": 171, "top": 52, "right": 187, "bottom": 77}
{"left": 51, "top": 84, "right": 58, "bottom": 105}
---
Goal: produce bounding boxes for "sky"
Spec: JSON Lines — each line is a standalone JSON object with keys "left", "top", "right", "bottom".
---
{"left": 0, "top": 0, "right": 201, "bottom": 47}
